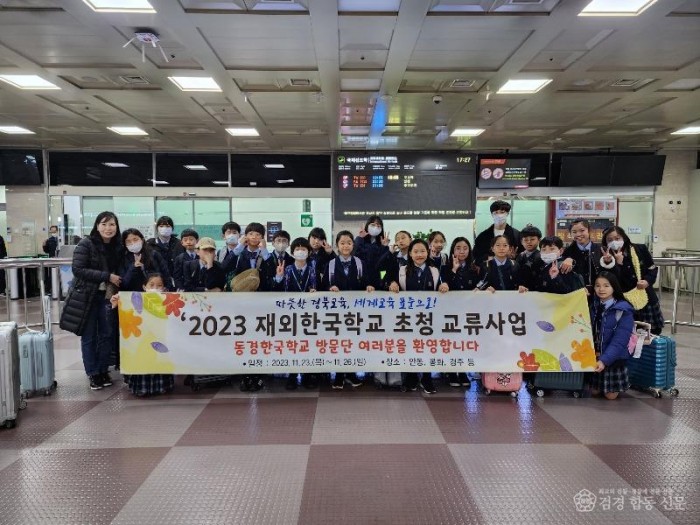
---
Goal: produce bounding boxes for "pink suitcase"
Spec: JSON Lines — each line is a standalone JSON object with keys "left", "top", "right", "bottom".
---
{"left": 482, "top": 372, "right": 522, "bottom": 397}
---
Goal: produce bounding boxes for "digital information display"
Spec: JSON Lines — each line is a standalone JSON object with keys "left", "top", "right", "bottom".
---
{"left": 478, "top": 158, "right": 531, "bottom": 189}
{"left": 332, "top": 152, "right": 476, "bottom": 221}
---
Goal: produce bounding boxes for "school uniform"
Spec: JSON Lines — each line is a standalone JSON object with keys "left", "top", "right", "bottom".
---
{"left": 183, "top": 259, "right": 225, "bottom": 292}
{"left": 400, "top": 263, "right": 440, "bottom": 393}
{"left": 379, "top": 251, "right": 409, "bottom": 290}
{"left": 146, "top": 236, "right": 184, "bottom": 278}
{"left": 479, "top": 258, "right": 521, "bottom": 291}
{"left": 173, "top": 250, "right": 198, "bottom": 290}
{"left": 516, "top": 250, "right": 544, "bottom": 291}
{"left": 309, "top": 249, "right": 333, "bottom": 278}
{"left": 216, "top": 245, "right": 240, "bottom": 275}
{"left": 590, "top": 298, "right": 634, "bottom": 394}
{"left": 600, "top": 243, "right": 664, "bottom": 334}
{"left": 473, "top": 224, "right": 521, "bottom": 265}
{"left": 535, "top": 259, "right": 585, "bottom": 294}
{"left": 430, "top": 253, "right": 448, "bottom": 275}
{"left": 233, "top": 248, "right": 277, "bottom": 292}
{"left": 354, "top": 235, "right": 390, "bottom": 289}
{"left": 562, "top": 241, "right": 604, "bottom": 295}
{"left": 119, "top": 250, "right": 172, "bottom": 292}
{"left": 441, "top": 261, "right": 481, "bottom": 291}
{"left": 271, "top": 250, "right": 294, "bottom": 269}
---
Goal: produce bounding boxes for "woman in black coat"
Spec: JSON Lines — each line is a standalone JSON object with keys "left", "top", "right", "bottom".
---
{"left": 60, "top": 211, "right": 123, "bottom": 391}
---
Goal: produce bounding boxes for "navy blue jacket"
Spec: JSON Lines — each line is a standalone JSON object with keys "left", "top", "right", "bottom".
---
{"left": 173, "top": 251, "right": 198, "bottom": 290}
{"left": 441, "top": 262, "right": 481, "bottom": 291}
{"left": 591, "top": 299, "right": 635, "bottom": 367}
{"left": 321, "top": 256, "right": 368, "bottom": 291}
{"left": 119, "top": 249, "right": 171, "bottom": 292}
{"left": 479, "top": 259, "right": 521, "bottom": 291}
{"left": 183, "top": 260, "right": 225, "bottom": 292}
{"left": 354, "top": 235, "right": 390, "bottom": 288}
{"left": 535, "top": 259, "right": 585, "bottom": 294}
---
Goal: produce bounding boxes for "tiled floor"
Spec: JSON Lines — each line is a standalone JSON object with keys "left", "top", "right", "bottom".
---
{"left": 0, "top": 296, "right": 698, "bottom": 524}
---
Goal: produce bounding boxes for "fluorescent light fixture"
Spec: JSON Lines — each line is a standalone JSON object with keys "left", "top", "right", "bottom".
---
{"left": 497, "top": 79, "right": 552, "bottom": 94}
{"left": 81, "top": 0, "right": 156, "bottom": 13}
{"left": 168, "top": 76, "right": 221, "bottom": 92}
{"left": 0, "top": 126, "right": 35, "bottom": 135}
{"left": 226, "top": 127, "right": 259, "bottom": 137}
{"left": 184, "top": 164, "right": 208, "bottom": 170}
{"left": 102, "top": 162, "right": 129, "bottom": 168}
{"left": 212, "top": 181, "right": 229, "bottom": 185}
{"left": 564, "top": 128, "right": 596, "bottom": 135}
{"left": 249, "top": 182, "right": 257, "bottom": 186}
{"left": 107, "top": 126, "right": 148, "bottom": 136}
{"left": 579, "top": 0, "right": 656, "bottom": 16}
{"left": 450, "top": 128, "right": 485, "bottom": 137}
{"left": 264, "top": 163, "right": 285, "bottom": 169}
{"left": 276, "top": 179, "right": 294, "bottom": 184}
{"left": 0, "top": 74, "right": 60, "bottom": 90}
{"left": 150, "top": 179, "right": 170, "bottom": 185}
{"left": 671, "top": 126, "right": 700, "bottom": 135}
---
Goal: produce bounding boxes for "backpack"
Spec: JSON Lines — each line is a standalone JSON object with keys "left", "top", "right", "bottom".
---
{"left": 613, "top": 309, "right": 651, "bottom": 358}
{"left": 328, "top": 257, "right": 363, "bottom": 284}
{"left": 399, "top": 265, "right": 440, "bottom": 291}
{"left": 230, "top": 255, "right": 264, "bottom": 292}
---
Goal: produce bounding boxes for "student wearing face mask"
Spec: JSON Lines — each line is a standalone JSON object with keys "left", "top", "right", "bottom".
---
{"left": 119, "top": 229, "right": 171, "bottom": 292}
{"left": 146, "top": 216, "right": 184, "bottom": 280}
{"left": 110, "top": 273, "right": 174, "bottom": 397}
{"left": 535, "top": 237, "right": 585, "bottom": 294}
{"left": 271, "top": 230, "right": 294, "bottom": 268}
{"left": 473, "top": 200, "right": 522, "bottom": 265}
{"left": 600, "top": 226, "right": 664, "bottom": 335}
{"left": 560, "top": 218, "right": 604, "bottom": 299}
{"left": 354, "top": 215, "right": 391, "bottom": 289}
{"left": 217, "top": 221, "right": 241, "bottom": 275}
{"left": 273, "top": 237, "right": 321, "bottom": 390}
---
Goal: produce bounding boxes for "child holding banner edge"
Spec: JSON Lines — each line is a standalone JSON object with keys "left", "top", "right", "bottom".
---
{"left": 322, "top": 230, "right": 374, "bottom": 390}
{"left": 388, "top": 238, "right": 449, "bottom": 394}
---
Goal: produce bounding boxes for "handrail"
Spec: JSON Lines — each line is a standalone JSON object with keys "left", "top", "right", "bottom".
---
{"left": 0, "top": 257, "right": 72, "bottom": 329}
{"left": 652, "top": 257, "right": 700, "bottom": 333}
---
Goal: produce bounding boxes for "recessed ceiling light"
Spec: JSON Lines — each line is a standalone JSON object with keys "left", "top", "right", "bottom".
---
{"left": 276, "top": 179, "right": 294, "bottom": 184}
{"left": 168, "top": 76, "right": 222, "bottom": 92}
{"left": 107, "top": 126, "right": 148, "bottom": 136}
{"left": 497, "top": 79, "right": 552, "bottom": 94}
{"left": 212, "top": 181, "right": 229, "bottom": 185}
{"left": 450, "top": 128, "right": 485, "bottom": 137}
{"left": 264, "top": 163, "right": 285, "bottom": 169}
{"left": 671, "top": 126, "right": 700, "bottom": 135}
{"left": 0, "top": 125, "right": 35, "bottom": 135}
{"left": 184, "top": 165, "right": 208, "bottom": 170}
{"left": 81, "top": 0, "right": 156, "bottom": 13}
{"left": 226, "top": 127, "right": 259, "bottom": 137}
{"left": 249, "top": 182, "right": 257, "bottom": 186}
{"left": 0, "top": 74, "right": 60, "bottom": 90}
{"left": 579, "top": 0, "right": 656, "bottom": 16}
{"left": 102, "top": 162, "right": 129, "bottom": 168}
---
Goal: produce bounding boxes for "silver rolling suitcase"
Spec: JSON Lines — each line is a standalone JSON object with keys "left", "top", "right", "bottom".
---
{"left": 19, "top": 295, "right": 57, "bottom": 397}
{"left": 0, "top": 322, "right": 25, "bottom": 429}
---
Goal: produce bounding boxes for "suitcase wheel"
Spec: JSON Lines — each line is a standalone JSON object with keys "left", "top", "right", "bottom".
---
{"left": 510, "top": 391, "right": 518, "bottom": 398}
{"left": 572, "top": 391, "right": 581, "bottom": 399}
{"left": 669, "top": 388, "right": 679, "bottom": 397}
{"left": 4, "top": 419, "right": 16, "bottom": 429}
{"left": 536, "top": 389, "right": 545, "bottom": 398}
{"left": 484, "top": 389, "right": 491, "bottom": 396}
{"left": 53, "top": 380, "right": 58, "bottom": 389}
{"left": 191, "top": 383, "right": 201, "bottom": 392}
{"left": 653, "top": 390, "right": 662, "bottom": 399}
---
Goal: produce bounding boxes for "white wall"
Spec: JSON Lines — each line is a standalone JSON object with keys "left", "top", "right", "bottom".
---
{"left": 687, "top": 169, "right": 700, "bottom": 251}
{"left": 5, "top": 186, "right": 48, "bottom": 257}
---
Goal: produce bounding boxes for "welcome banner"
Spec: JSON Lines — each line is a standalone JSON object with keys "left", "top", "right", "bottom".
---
{"left": 118, "top": 289, "right": 596, "bottom": 374}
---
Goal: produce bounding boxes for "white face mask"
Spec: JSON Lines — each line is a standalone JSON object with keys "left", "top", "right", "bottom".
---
{"left": 127, "top": 241, "right": 143, "bottom": 254}
{"left": 225, "top": 234, "right": 239, "bottom": 245}
{"left": 274, "top": 242, "right": 289, "bottom": 253}
{"left": 293, "top": 250, "right": 308, "bottom": 261}
{"left": 158, "top": 226, "right": 172, "bottom": 237}
{"left": 146, "top": 287, "right": 165, "bottom": 293}
{"left": 492, "top": 213, "right": 508, "bottom": 227}
{"left": 541, "top": 252, "right": 559, "bottom": 265}
{"left": 50, "top": 232, "right": 58, "bottom": 238}
{"left": 608, "top": 240, "right": 624, "bottom": 251}
{"left": 367, "top": 225, "right": 382, "bottom": 237}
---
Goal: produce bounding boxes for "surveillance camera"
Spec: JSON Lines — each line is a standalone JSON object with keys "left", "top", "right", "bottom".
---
{"left": 432, "top": 95, "right": 443, "bottom": 105}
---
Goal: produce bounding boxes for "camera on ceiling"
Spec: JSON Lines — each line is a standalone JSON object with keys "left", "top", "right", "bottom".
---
{"left": 432, "top": 95, "right": 443, "bottom": 105}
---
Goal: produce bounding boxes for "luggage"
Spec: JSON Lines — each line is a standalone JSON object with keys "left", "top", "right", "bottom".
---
{"left": 19, "top": 295, "right": 56, "bottom": 398}
{"left": 185, "top": 375, "right": 233, "bottom": 391}
{"left": 626, "top": 335, "right": 679, "bottom": 398}
{"left": 0, "top": 322, "right": 25, "bottom": 429}
{"left": 373, "top": 372, "right": 403, "bottom": 389}
{"left": 531, "top": 372, "right": 586, "bottom": 398}
{"left": 481, "top": 372, "right": 522, "bottom": 397}
{"left": 127, "top": 374, "right": 175, "bottom": 397}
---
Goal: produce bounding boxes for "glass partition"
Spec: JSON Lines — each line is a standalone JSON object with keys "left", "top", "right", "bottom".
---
{"left": 81, "top": 197, "right": 114, "bottom": 237}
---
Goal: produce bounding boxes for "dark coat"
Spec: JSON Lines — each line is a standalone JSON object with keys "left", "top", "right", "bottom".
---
{"left": 606, "top": 243, "right": 660, "bottom": 305}
{"left": 515, "top": 250, "right": 544, "bottom": 291}
{"left": 146, "top": 236, "right": 184, "bottom": 276}
{"left": 591, "top": 299, "right": 635, "bottom": 367}
{"left": 353, "top": 235, "right": 390, "bottom": 288}
{"left": 233, "top": 249, "right": 277, "bottom": 292}
{"left": 321, "top": 256, "right": 368, "bottom": 291}
{"left": 562, "top": 241, "right": 604, "bottom": 290}
{"left": 479, "top": 259, "right": 521, "bottom": 291}
{"left": 119, "top": 249, "right": 172, "bottom": 292}
{"left": 535, "top": 259, "right": 585, "bottom": 294}
{"left": 473, "top": 224, "right": 521, "bottom": 265}
{"left": 441, "top": 262, "right": 481, "bottom": 291}
{"left": 43, "top": 236, "right": 59, "bottom": 257}
{"left": 183, "top": 260, "right": 226, "bottom": 292}
{"left": 59, "top": 237, "right": 120, "bottom": 335}
{"left": 173, "top": 251, "right": 198, "bottom": 291}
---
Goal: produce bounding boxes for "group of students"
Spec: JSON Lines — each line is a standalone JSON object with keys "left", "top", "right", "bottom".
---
{"left": 60, "top": 200, "right": 663, "bottom": 400}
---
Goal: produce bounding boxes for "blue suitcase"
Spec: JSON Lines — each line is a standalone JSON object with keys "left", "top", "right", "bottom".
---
{"left": 626, "top": 335, "right": 678, "bottom": 398}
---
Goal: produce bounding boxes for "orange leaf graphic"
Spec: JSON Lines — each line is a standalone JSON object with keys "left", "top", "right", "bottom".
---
{"left": 119, "top": 308, "right": 142, "bottom": 339}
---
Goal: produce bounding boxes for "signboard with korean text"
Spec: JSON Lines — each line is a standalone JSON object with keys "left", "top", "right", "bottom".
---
{"left": 119, "top": 289, "right": 596, "bottom": 374}
{"left": 332, "top": 151, "right": 476, "bottom": 221}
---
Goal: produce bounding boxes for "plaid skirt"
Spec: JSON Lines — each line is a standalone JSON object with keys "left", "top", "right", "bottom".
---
{"left": 634, "top": 300, "right": 664, "bottom": 334}
{"left": 127, "top": 374, "right": 174, "bottom": 396}
{"left": 590, "top": 364, "right": 629, "bottom": 394}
